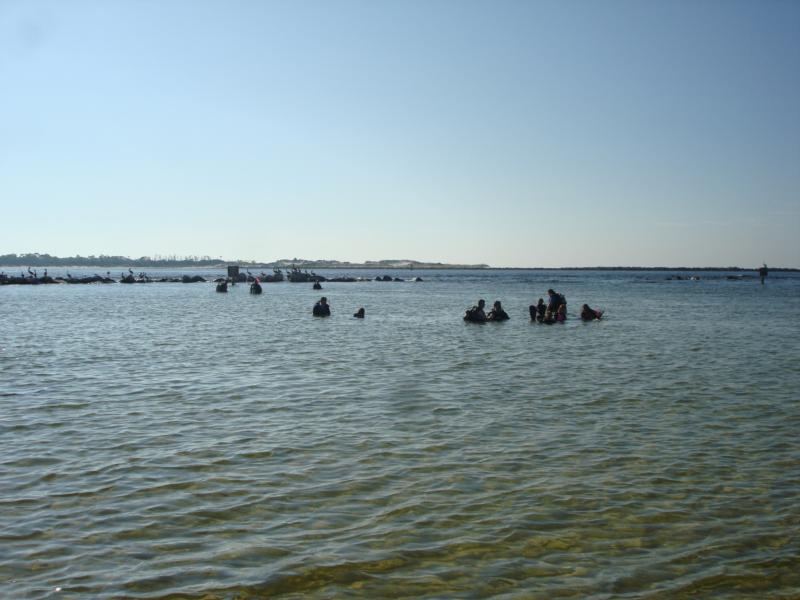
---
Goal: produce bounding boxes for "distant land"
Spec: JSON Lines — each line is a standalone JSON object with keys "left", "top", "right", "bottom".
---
{"left": 0, "top": 253, "right": 489, "bottom": 270}
{"left": 0, "top": 254, "right": 796, "bottom": 271}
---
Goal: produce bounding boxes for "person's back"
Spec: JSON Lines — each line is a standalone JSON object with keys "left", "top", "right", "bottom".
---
{"left": 547, "top": 289, "right": 560, "bottom": 312}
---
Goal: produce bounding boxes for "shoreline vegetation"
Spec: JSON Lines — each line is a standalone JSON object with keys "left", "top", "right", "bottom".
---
{"left": 0, "top": 253, "right": 796, "bottom": 271}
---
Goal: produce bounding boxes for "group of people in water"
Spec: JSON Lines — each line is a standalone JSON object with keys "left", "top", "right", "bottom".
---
{"left": 309, "top": 288, "right": 602, "bottom": 323}
{"left": 312, "top": 296, "right": 366, "bottom": 318}
{"left": 465, "top": 288, "right": 603, "bottom": 323}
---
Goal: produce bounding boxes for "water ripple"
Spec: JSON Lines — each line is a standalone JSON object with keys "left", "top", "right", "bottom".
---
{"left": 1, "top": 274, "right": 799, "bottom": 597}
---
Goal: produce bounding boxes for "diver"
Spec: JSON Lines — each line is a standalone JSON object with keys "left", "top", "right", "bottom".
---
{"left": 581, "top": 304, "right": 603, "bottom": 320}
{"left": 313, "top": 296, "right": 331, "bottom": 317}
{"left": 464, "top": 299, "right": 487, "bottom": 322}
{"left": 487, "top": 300, "right": 509, "bottom": 321}
{"left": 547, "top": 289, "right": 566, "bottom": 313}
{"left": 530, "top": 298, "right": 546, "bottom": 321}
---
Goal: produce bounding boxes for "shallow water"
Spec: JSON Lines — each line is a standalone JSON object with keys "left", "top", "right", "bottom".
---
{"left": 1, "top": 269, "right": 799, "bottom": 598}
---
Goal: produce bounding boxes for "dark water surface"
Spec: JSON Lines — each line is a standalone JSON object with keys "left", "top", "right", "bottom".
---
{"left": 2, "top": 269, "right": 799, "bottom": 598}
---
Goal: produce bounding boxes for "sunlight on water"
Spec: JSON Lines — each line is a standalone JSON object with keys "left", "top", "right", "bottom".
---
{"left": 1, "top": 270, "right": 799, "bottom": 598}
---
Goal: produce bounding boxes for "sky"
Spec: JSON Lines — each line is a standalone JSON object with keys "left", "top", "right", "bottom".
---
{"left": 1, "top": 0, "right": 798, "bottom": 267}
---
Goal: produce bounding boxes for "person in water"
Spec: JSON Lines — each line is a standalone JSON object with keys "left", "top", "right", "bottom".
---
{"left": 547, "top": 289, "right": 566, "bottom": 313}
{"left": 529, "top": 298, "right": 546, "bottom": 321}
{"left": 313, "top": 296, "right": 331, "bottom": 317}
{"left": 542, "top": 309, "right": 556, "bottom": 324}
{"left": 487, "top": 300, "right": 509, "bottom": 321}
{"left": 464, "top": 299, "right": 487, "bottom": 322}
{"left": 313, "top": 281, "right": 322, "bottom": 290}
{"left": 555, "top": 304, "right": 567, "bottom": 322}
{"left": 759, "top": 263, "right": 768, "bottom": 285}
{"left": 353, "top": 307, "right": 365, "bottom": 318}
{"left": 580, "top": 304, "right": 603, "bottom": 320}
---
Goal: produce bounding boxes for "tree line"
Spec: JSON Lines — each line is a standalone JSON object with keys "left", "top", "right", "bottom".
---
{"left": 0, "top": 253, "right": 231, "bottom": 267}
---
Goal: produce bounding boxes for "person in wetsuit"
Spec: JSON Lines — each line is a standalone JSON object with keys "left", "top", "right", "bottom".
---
{"left": 353, "top": 307, "right": 365, "bottom": 318}
{"left": 581, "top": 304, "right": 603, "bottom": 320}
{"left": 547, "top": 289, "right": 566, "bottom": 313}
{"left": 464, "top": 299, "right": 487, "bottom": 322}
{"left": 487, "top": 300, "right": 510, "bottom": 321}
{"left": 313, "top": 296, "right": 331, "bottom": 317}
{"left": 529, "top": 298, "right": 546, "bottom": 321}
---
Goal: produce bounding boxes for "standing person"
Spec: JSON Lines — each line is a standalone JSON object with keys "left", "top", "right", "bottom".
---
{"left": 759, "top": 263, "right": 768, "bottom": 285}
{"left": 487, "top": 300, "right": 510, "bottom": 321}
{"left": 546, "top": 289, "right": 559, "bottom": 312}
{"left": 547, "top": 289, "right": 567, "bottom": 313}
{"left": 464, "top": 299, "right": 487, "bottom": 322}
{"left": 313, "top": 296, "right": 331, "bottom": 317}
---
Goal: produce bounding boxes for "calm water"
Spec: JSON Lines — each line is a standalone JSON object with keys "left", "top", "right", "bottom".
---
{"left": 2, "top": 269, "right": 799, "bottom": 599}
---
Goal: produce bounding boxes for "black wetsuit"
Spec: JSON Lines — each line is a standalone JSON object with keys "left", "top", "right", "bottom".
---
{"left": 537, "top": 303, "right": 546, "bottom": 321}
{"left": 313, "top": 302, "right": 330, "bottom": 317}
{"left": 464, "top": 307, "right": 486, "bottom": 322}
{"left": 488, "top": 309, "right": 509, "bottom": 321}
{"left": 548, "top": 293, "right": 566, "bottom": 312}
{"left": 581, "top": 307, "right": 601, "bottom": 320}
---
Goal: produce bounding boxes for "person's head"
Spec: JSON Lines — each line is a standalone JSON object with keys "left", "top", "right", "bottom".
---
{"left": 538, "top": 298, "right": 544, "bottom": 305}
{"left": 493, "top": 300, "right": 502, "bottom": 309}
{"left": 478, "top": 299, "right": 485, "bottom": 308}
{"left": 547, "top": 289, "right": 555, "bottom": 295}
{"left": 320, "top": 297, "right": 327, "bottom": 304}
{"left": 582, "top": 304, "right": 590, "bottom": 311}
{"left": 354, "top": 307, "right": 365, "bottom": 317}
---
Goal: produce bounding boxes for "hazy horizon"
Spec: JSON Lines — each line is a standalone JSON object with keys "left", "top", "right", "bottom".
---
{"left": 0, "top": 250, "right": 794, "bottom": 270}
{"left": 2, "top": 1, "right": 798, "bottom": 267}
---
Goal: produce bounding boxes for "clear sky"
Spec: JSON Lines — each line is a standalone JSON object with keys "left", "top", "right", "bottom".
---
{"left": 1, "top": 0, "right": 798, "bottom": 267}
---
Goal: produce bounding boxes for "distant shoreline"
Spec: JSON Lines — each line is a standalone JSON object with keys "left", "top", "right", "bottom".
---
{"left": 0, "top": 254, "right": 796, "bottom": 271}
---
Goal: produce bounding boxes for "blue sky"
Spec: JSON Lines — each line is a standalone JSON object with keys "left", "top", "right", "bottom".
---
{"left": 1, "top": 0, "right": 798, "bottom": 267}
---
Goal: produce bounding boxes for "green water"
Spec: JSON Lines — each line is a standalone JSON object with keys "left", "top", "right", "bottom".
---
{"left": 1, "top": 269, "right": 798, "bottom": 598}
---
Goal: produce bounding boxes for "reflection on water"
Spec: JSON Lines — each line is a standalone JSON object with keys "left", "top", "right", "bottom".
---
{"left": 1, "top": 270, "right": 799, "bottom": 598}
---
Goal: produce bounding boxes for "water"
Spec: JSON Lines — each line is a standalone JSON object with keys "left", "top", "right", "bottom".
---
{"left": 2, "top": 269, "right": 799, "bottom": 598}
